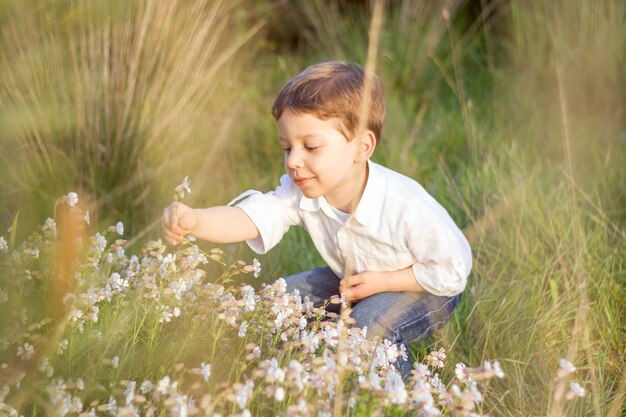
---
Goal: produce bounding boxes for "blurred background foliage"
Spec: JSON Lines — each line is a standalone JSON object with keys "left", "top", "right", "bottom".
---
{"left": 0, "top": 0, "right": 624, "bottom": 415}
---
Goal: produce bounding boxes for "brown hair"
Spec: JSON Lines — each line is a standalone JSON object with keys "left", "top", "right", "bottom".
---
{"left": 271, "top": 60, "right": 385, "bottom": 142}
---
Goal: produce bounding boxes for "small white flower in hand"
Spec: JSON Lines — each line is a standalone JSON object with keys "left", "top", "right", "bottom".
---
{"left": 182, "top": 176, "right": 191, "bottom": 194}
{"left": 174, "top": 177, "right": 192, "bottom": 201}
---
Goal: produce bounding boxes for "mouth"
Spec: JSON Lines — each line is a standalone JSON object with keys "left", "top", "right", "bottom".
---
{"left": 293, "top": 177, "right": 312, "bottom": 187}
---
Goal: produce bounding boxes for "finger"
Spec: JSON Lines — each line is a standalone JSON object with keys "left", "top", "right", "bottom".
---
{"left": 163, "top": 206, "right": 174, "bottom": 230}
{"left": 162, "top": 229, "right": 181, "bottom": 241}
{"left": 168, "top": 205, "right": 188, "bottom": 236}
{"left": 169, "top": 204, "right": 179, "bottom": 232}
{"left": 179, "top": 212, "right": 193, "bottom": 230}
{"left": 343, "top": 274, "right": 362, "bottom": 288}
{"left": 161, "top": 210, "right": 170, "bottom": 231}
{"left": 342, "top": 286, "right": 360, "bottom": 302}
{"left": 163, "top": 229, "right": 184, "bottom": 246}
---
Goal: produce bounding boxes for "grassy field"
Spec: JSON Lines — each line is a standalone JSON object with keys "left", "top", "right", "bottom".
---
{"left": 0, "top": 0, "right": 624, "bottom": 416}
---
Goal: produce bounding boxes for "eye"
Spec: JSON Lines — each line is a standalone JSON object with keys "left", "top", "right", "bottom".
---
{"left": 282, "top": 147, "right": 291, "bottom": 154}
{"left": 305, "top": 146, "right": 319, "bottom": 151}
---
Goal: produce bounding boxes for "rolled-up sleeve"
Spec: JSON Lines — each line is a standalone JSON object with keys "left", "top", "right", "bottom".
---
{"left": 407, "top": 202, "right": 472, "bottom": 297}
{"left": 233, "top": 175, "right": 302, "bottom": 254}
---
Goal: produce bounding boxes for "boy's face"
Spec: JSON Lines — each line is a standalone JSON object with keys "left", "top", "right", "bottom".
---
{"left": 278, "top": 109, "right": 368, "bottom": 211}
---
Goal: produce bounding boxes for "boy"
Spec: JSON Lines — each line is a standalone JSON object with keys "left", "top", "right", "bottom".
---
{"left": 161, "top": 61, "right": 472, "bottom": 376}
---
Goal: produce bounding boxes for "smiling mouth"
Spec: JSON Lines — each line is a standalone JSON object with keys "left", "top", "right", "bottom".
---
{"left": 293, "top": 177, "right": 312, "bottom": 186}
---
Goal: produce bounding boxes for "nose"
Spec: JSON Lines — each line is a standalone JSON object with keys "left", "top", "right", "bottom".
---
{"left": 285, "top": 149, "right": 304, "bottom": 169}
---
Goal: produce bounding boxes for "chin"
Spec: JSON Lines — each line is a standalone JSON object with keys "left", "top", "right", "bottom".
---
{"left": 302, "top": 189, "right": 323, "bottom": 199}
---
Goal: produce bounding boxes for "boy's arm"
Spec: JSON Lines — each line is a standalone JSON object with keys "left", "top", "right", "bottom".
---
{"left": 189, "top": 206, "right": 260, "bottom": 243}
{"left": 340, "top": 267, "right": 425, "bottom": 302}
{"left": 162, "top": 202, "right": 259, "bottom": 245}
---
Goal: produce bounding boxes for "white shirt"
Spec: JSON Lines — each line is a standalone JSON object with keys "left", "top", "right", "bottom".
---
{"left": 231, "top": 160, "right": 472, "bottom": 296}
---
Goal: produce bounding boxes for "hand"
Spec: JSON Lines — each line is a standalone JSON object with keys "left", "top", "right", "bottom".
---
{"left": 339, "top": 271, "right": 387, "bottom": 302}
{"left": 161, "top": 202, "right": 197, "bottom": 245}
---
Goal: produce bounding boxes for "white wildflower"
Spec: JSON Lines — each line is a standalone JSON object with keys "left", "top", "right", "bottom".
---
{"left": 173, "top": 306, "right": 181, "bottom": 317}
{"left": 566, "top": 382, "right": 585, "bottom": 399}
{"left": 89, "top": 305, "right": 100, "bottom": 323}
{"left": 69, "top": 309, "right": 84, "bottom": 322}
{"left": 427, "top": 347, "right": 446, "bottom": 368}
{"left": 66, "top": 192, "right": 78, "bottom": 207}
{"left": 0, "top": 236, "right": 7, "bottom": 253}
{"left": 275, "top": 386, "right": 285, "bottom": 401}
{"left": 557, "top": 359, "right": 576, "bottom": 379}
{"left": 17, "top": 343, "right": 34, "bottom": 361}
{"left": 384, "top": 370, "right": 407, "bottom": 405}
{"left": 252, "top": 258, "right": 261, "bottom": 278}
{"left": 182, "top": 177, "right": 191, "bottom": 194}
{"left": 76, "top": 378, "right": 84, "bottom": 390}
{"left": 235, "top": 380, "right": 254, "bottom": 409}
{"left": 43, "top": 218, "right": 57, "bottom": 236}
{"left": 451, "top": 383, "right": 482, "bottom": 411}
{"left": 274, "top": 278, "right": 287, "bottom": 295}
{"left": 241, "top": 285, "right": 256, "bottom": 312}
{"left": 200, "top": 362, "right": 211, "bottom": 382}
{"left": 112, "top": 356, "right": 119, "bottom": 368}
{"left": 58, "top": 339, "right": 69, "bottom": 354}
{"left": 171, "top": 279, "right": 187, "bottom": 300}
{"left": 125, "top": 381, "right": 135, "bottom": 405}
{"left": 38, "top": 357, "right": 54, "bottom": 377}
{"left": 455, "top": 363, "right": 471, "bottom": 383}
{"left": 238, "top": 321, "right": 248, "bottom": 338}
{"left": 287, "top": 359, "right": 305, "bottom": 391}
{"left": 140, "top": 380, "right": 153, "bottom": 394}
{"left": 265, "top": 358, "right": 285, "bottom": 383}
{"left": 469, "top": 360, "right": 505, "bottom": 381}
{"left": 115, "top": 221, "right": 124, "bottom": 236}
{"left": 322, "top": 325, "right": 339, "bottom": 348}
{"left": 107, "top": 396, "right": 117, "bottom": 415}
{"left": 411, "top": 379, "right": 434, "bottom": 409}
{"left": 94, "top": 233, "right": 107, "bottom": 253}
{"left": 109, "top": 272, "right": 128, "bottom": 292}
{"left": 274, "top": 311, "right": 287, "bottom": 330}
{"left": 157, "top": 376, "right": 170, "bottom": 394}
{"left": 24, "top": 248, "right": 39, "bottom": 259}
{"left": 160, "top": 306, "right": 173, "bottom": 323}
{"left": 492, "top": 360, "right": 505, "bottom": 378}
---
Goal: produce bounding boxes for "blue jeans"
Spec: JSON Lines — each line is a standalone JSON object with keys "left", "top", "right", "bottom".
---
{"left": 283, "top": 267, "right": 460, "bottom": 378}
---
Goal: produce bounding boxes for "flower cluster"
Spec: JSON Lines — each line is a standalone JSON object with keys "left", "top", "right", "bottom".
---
{"left": 0, "top": 192, "right": 587, "bottom": 416}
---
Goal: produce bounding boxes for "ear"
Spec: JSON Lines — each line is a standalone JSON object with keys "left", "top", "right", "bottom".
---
{"left": 354, "top": 129, "right": 377, "bottom": 162}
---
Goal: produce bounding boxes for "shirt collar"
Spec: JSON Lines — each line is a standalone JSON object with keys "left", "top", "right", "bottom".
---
{"left": 298, "top": 159, "right": 385, "bottom": 226}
